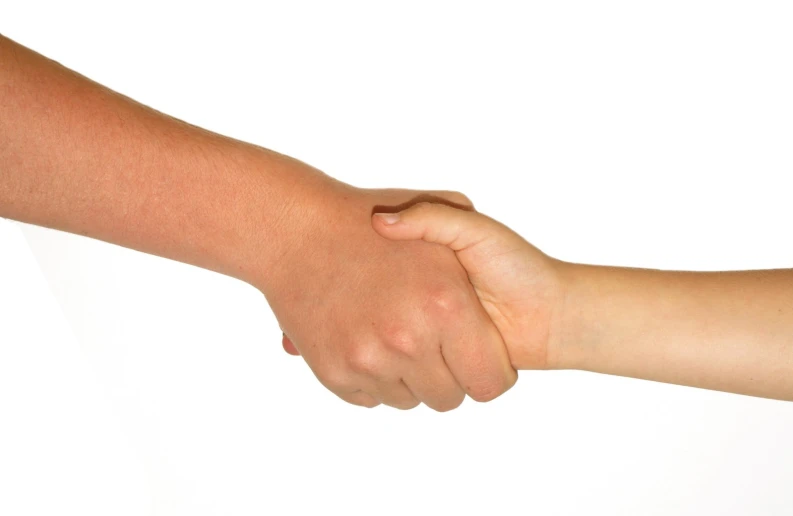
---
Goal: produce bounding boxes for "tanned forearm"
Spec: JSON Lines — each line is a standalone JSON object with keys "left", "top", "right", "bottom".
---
{"left": 0, "top": 34, "right": 339, "bottom": 286}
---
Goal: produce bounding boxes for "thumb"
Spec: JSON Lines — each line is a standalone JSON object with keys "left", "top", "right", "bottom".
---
{"left": 371, "top": 202, "right": 493, "bottom": 252}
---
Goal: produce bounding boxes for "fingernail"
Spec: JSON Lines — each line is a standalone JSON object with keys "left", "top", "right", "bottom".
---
{"left": 374, "top": 213, "right": 401, "bottom": 225}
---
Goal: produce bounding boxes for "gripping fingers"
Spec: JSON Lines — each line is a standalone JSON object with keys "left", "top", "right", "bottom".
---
{"left": 336, "top": 390, "right": 381, "bottom": 408}
{"left": 441, "top": 299, "right": 517, "bottom": 403}
{"left": 402, "top": 355, "right": 466, "bottom": 412}
{"left": 369, "top": 380, "right": 420, "bottom": 410}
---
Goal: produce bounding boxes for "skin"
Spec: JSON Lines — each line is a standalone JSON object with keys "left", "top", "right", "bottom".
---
{"left": 0, "top": 35, "right": 518, "bottom": 411}
{"left": 371, "top": 203, "right": 793, "bottom": 402}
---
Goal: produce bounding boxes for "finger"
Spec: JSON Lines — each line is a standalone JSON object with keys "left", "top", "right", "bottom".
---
{"left": 403, "top": 354, "right": 466, "bottom": 412}
{"left": 405, "top": 363, "right": 465, "bottom": 412}
{"left": 437, "top": 291, "right": 518, "bottom": 403}
{"left": 282, "top": 334, "right": 301, "bottom": 356}
{"left": 369, "top": 380, "right": 421, "bottom": 410}
{"left": 336, "top": 390, "right": 381, "bottom": 408}
{"left": 372, "top": 202, "right": 494, "bottom": 252}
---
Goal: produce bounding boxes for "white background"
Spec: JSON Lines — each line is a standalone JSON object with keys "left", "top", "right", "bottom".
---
{"left": 2, "top": 1, "right": 793, "bottom": 515}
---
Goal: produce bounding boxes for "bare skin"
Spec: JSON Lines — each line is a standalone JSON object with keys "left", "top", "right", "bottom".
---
{"left": 0, "top": 35, "right": 518, "bottom": 411}
{"left": 371, "top": 203, "right": 793, "bottom": 402}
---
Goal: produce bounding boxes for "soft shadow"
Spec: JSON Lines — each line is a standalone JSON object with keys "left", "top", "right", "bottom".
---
{"left": 371, "top": 193, "right": 476, "bottom": 215}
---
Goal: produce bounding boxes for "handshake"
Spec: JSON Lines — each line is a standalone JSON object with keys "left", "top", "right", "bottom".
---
{"left": 263, "top": 181, "right": 793, "bottom": 408}
{"left": 3, "top": 34, "right": 790, "bottom": 411}
{"left": 266, "top": 186, "right": 568, "bottom": 411}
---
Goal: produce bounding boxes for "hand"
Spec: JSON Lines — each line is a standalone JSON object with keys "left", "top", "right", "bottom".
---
{"left": 261, "top": 186, "right": 517, "bottom": 411}
{"left": 372, "top": 202, "right": 567, "bottom": 370}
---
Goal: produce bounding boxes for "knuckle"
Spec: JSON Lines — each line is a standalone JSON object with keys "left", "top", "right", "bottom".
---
{"left": 426, "top": 285, "right": 468, "bottom": 316}
{"left": 319, "top": 368, "right": 354, "bottom": 393}
{"left": 346, "top": 343, "right": 382, "bottom": 376}
{"left": 382, "top": 327, "right": 421, "bottom": 358}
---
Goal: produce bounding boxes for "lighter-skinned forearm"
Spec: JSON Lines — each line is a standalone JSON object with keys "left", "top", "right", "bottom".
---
{"left": 0, "top": 34, "right": 339, "bottom": 287}
{"left": 557, "top": 263, "right": 793, "bottom": 401}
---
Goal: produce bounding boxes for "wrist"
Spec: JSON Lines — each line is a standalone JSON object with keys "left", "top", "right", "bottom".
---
{"left": 549, "top": 261, "right": 602, "bottom": 371}
{"left": 219, "top": 144, "right": 357, "bottom": 290}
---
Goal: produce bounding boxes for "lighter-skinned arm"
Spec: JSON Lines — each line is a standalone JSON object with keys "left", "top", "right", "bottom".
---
{"left": 373, "top": 203, "right": 793, "bottom": 401}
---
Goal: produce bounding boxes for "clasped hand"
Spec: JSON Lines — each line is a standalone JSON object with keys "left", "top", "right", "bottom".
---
{"left": 269, "top": 186, "right": 563, "bottom": 411}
